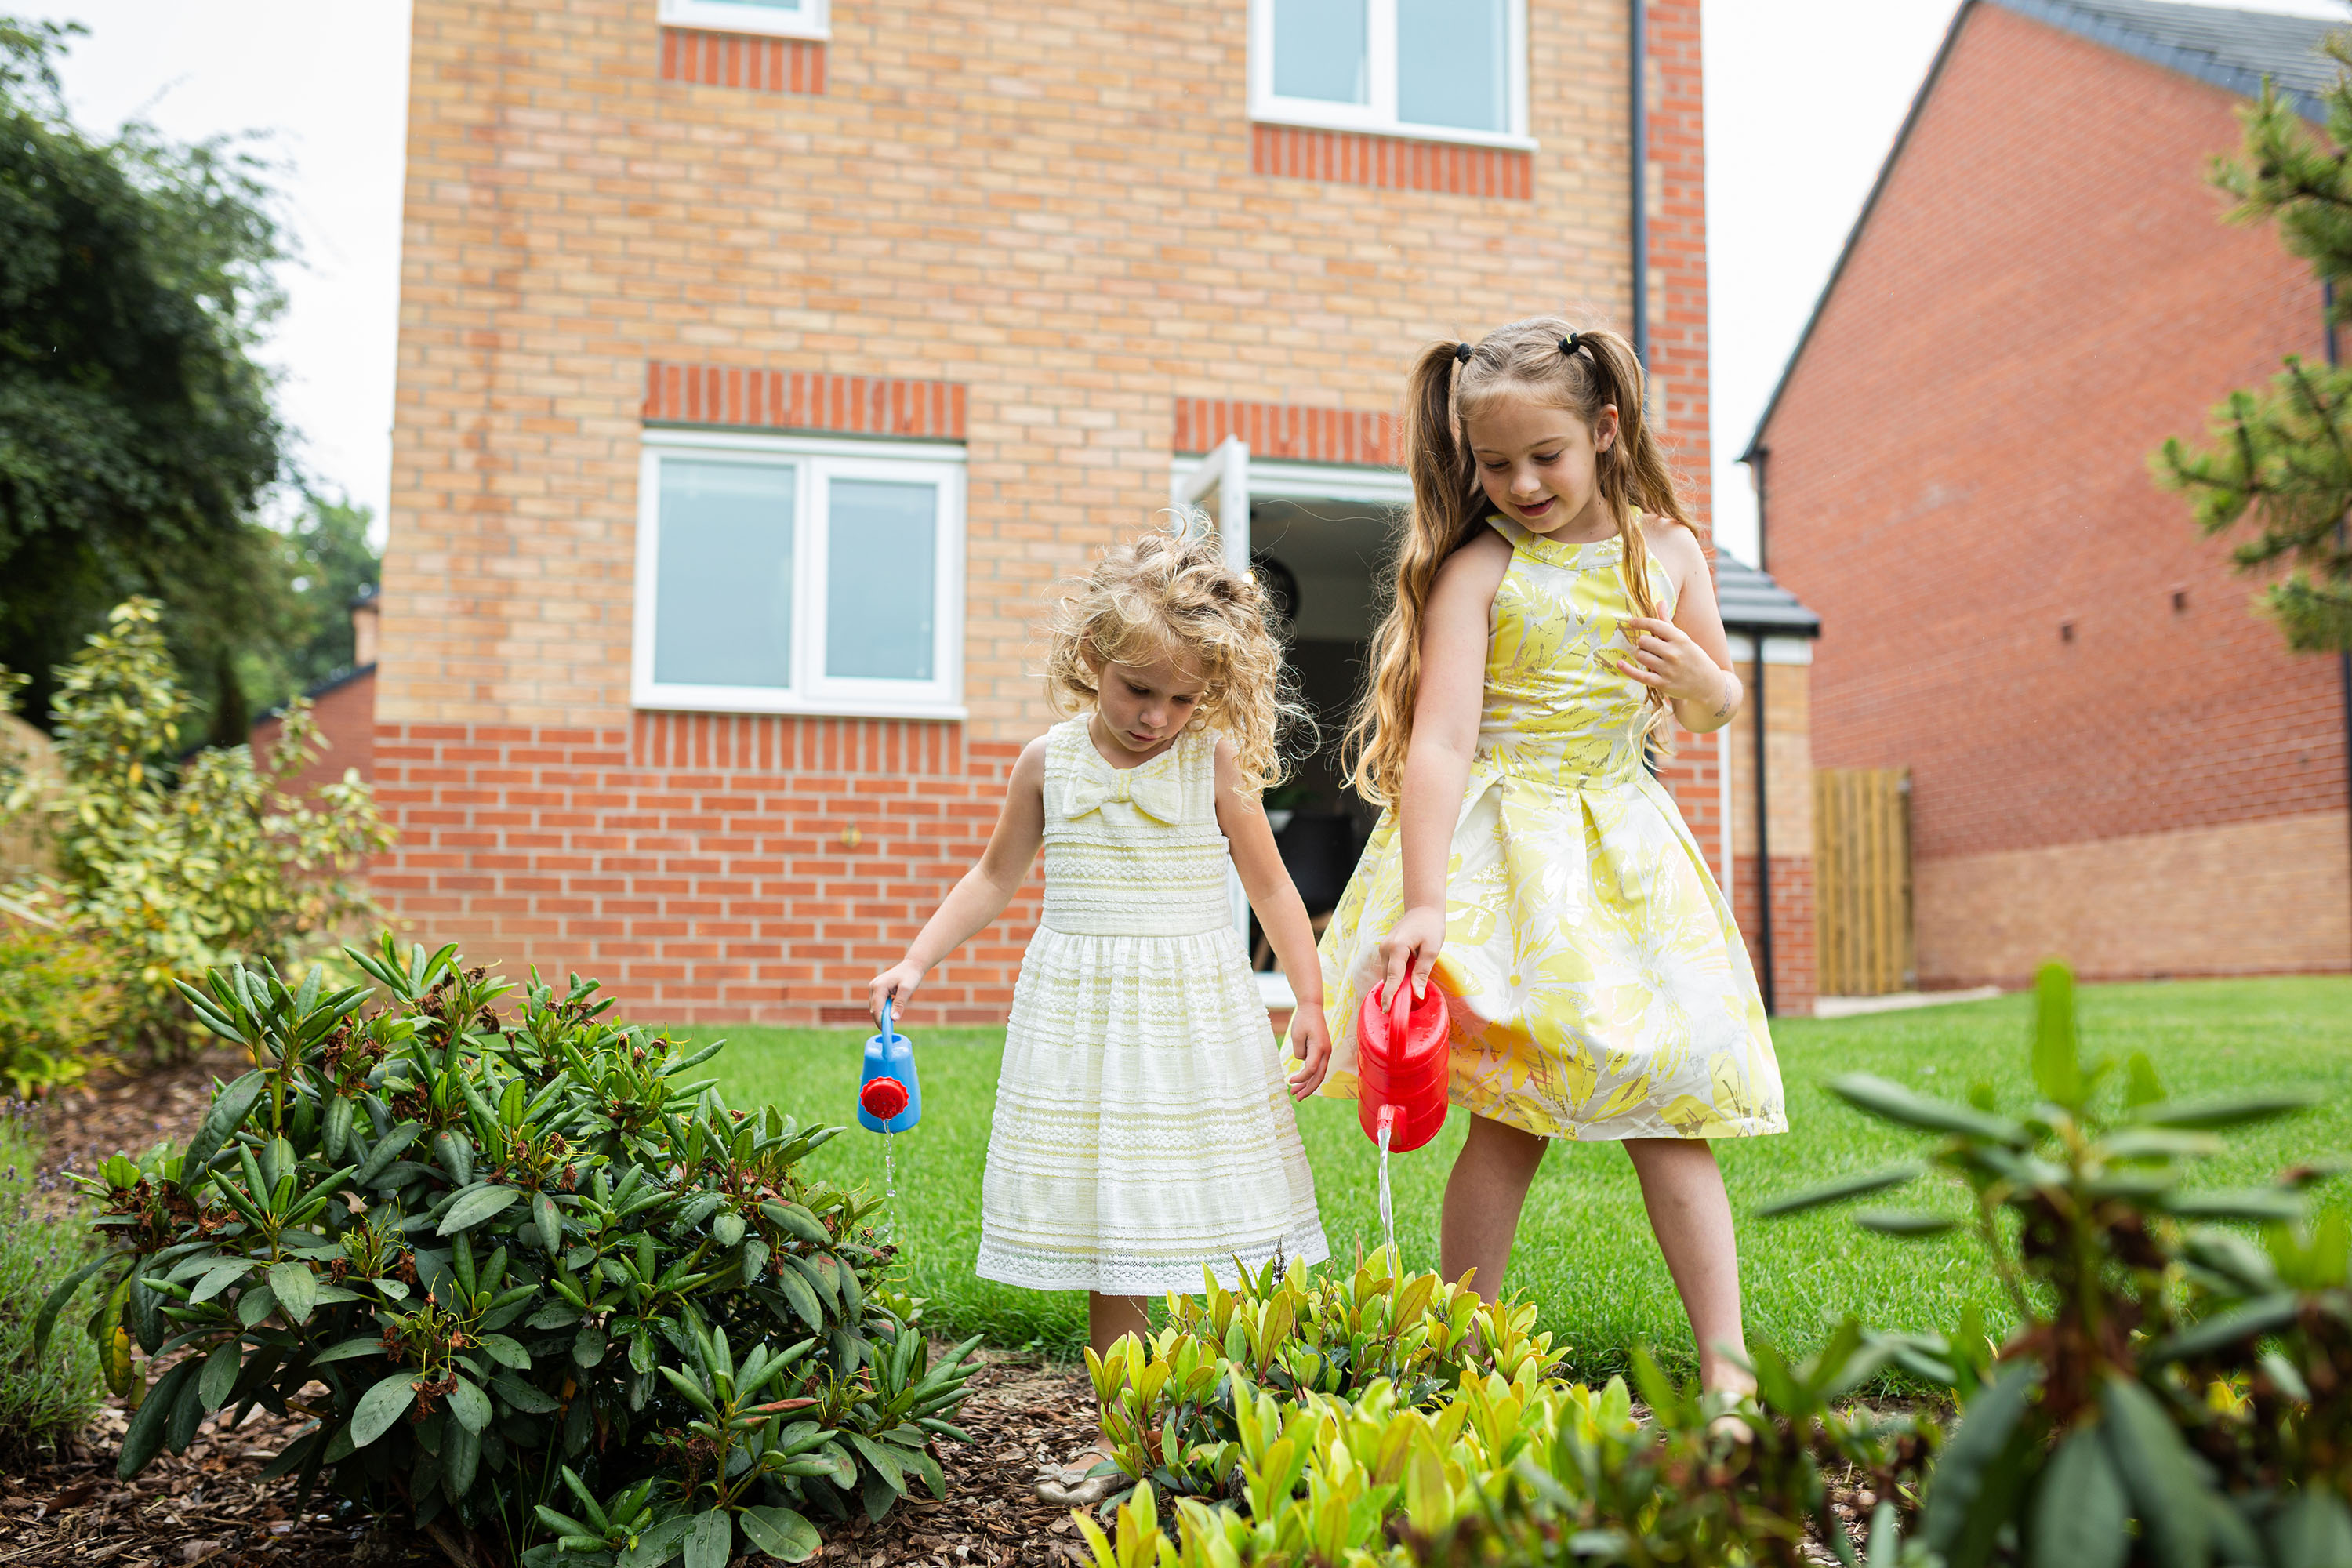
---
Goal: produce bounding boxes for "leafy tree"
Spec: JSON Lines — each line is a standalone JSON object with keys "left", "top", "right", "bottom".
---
{"left": 0, "top": 19, "right": 292, "bottom": 729}
{"left": 238, "top": 490, "right": 383, "bottom": 717}
{"left": 2155, "top": 36, "right": 2352, "bottom": 653}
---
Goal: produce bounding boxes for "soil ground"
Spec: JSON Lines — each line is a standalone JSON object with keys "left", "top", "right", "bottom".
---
{"left": 6, "top": 1055, "right": 1103, "bottom": 1568}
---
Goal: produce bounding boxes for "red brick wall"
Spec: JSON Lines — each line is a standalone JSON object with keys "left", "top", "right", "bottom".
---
{"left": 378, "top": 0, "right": 1721, "bottom": 1022}
{"left": 1730, "top": 855, "right": 1815, "bottom": 1018}
{"left": 374, "top": 714, "right": 1037, "bottom": 1025}
{"left": 1757, "top": 2, "right": 2349, "bottom": 980}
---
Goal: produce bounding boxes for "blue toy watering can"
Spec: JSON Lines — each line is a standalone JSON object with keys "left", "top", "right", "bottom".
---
{"left": 858, "top": 998, "right": 921, "bottom": 1133}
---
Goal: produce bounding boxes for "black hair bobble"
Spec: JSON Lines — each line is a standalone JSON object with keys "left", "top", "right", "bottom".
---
{"left": 1559, "top": 332, "right": 1588, "bottom": 358}
{"left": 1454, "top": 343, "right": 1474, "bottom": 365}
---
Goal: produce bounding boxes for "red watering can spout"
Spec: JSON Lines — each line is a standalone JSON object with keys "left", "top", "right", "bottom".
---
{"left": 860, "top": 1076, "right": 909, "bottom": 1121}
{"left": 1356, "top": 978, "right": 1448, "bottom": 1153}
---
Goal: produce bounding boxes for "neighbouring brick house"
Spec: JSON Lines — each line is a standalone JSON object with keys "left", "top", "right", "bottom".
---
{"left": 367, "top": 0, "right": 1811, "bottom": 1025}
{"left": 1746, "top": 0, "right": 2352, "bottom": 990}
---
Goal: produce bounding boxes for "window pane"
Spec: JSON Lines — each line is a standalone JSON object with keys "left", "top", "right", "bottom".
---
{"left": 826, "top": 479, "right": 937, "bottom": 681}
{"left": 1272, "top": 0, "right": 1368, "bottom": 106}
{"left": 654, "top": 459, "right": 794, "bottom": 688}
{"left": 706, "top": 0, "right": 803, "bottom": 10}
{"left": 1398, "top": 0, "right": 1508, "bottom": 132}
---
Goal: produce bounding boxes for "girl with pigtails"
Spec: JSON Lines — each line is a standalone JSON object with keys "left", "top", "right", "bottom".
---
{"left": 1312, "top": 318, "right": 1785, "bottom": 1396}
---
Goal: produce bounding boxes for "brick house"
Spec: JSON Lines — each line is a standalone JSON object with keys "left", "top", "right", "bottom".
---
{"left": 368, "top": 0, "right": 1808, "bottom": 1024}
{"left": 1744, "top": 0, "right": 2352, "bottom": 990}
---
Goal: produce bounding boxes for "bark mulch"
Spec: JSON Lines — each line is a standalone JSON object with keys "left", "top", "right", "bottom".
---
{"left": 5, "top": 1056, "right": 1101, "bottom": 1567}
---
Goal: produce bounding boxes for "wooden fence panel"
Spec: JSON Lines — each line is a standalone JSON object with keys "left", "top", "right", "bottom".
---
{"left": 1814, "top": 768, "right": 1913, "bottom": 996}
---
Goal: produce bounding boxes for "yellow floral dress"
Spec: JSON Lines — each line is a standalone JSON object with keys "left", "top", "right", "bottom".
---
{"left": 1312, "top": 518, "right": 1784, "bottom": 1141}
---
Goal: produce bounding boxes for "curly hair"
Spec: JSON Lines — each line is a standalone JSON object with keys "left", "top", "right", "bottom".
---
{"left": 1044, "top": 517, "right": 1311, "bottom": 796}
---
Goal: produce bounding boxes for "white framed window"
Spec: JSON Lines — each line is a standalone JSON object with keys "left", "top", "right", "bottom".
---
{"left": 634, "top": 429, "right": 965, "bottom": 720}
{"left": 657, "top": 0, "right": 828, "bottom": 42}
{"left": 1249, "top": 0, "right": 1531, "bottom": 149}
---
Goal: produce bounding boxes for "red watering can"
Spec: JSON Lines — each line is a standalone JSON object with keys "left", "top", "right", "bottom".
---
{"left": 1356, "top": 980, "right": 1449, "bottom": 1152}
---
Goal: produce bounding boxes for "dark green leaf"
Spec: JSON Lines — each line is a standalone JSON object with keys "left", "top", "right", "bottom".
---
{"left": 2148, "top": 1294, "right": 2302, "bottom": 1364}
{"left": 118, "top": 1361, "right": 199, "bottom": 1479}
{"left": 478, "top": 1334, "right": 531, "bottom": 1370}
{"left": 1854, "top": 1209, "right": 1959, "bottom": 1237}
{"left": 619, "top": 1516, "right": 693, "bottom": 1568}
{"left": 2101, "top": 1377, "right": 2212, "bottom": 1568}
{"left": 198, "top": 1338, "right": 241, "bottom": 1412}
{"left": 574, "top": 1323, "right": 608, "bottom": 1368}
{"left": 491, "top": 1374, "right": 561, "bottom": 1414}
{"left": 1756, "top": 1163, "right": 1926, "bottom": 1218}
{"left": 847, "top": 1433, "right": 907, "bottom": 1494}
{"left": 183, "top": 1071, "right": 267, "bottom": 1175}
{"left": 2273, "top": 1488, "right": 2352, "bottom": 1568}
{"left": 350, "top": 1372, "right": 418, "bottom": 1450}
{"left": 2029, "top": 1427, "right": 2127, "bottom": 1568}
{"left": 268, "top": 1261, "right": 318, "bottom": 1324}
{"left": 774, "top": 1268, "right": 826, "bottom": 1334}
{"left": 534, "top": 1192, "right": 563, "bottom": 1255}
{"left": 313, "top": 1336, "right": 386, "bottom": 1366}
{"left": 442, "top": 1421, "right": 480, "bottom": 1500}
{"left": 2167, "top": 1189, "right": 2304, "bottom": 1224}
{"left": 1922, "top": 1359, "right": 2042, "bottom": 1563}
{"left": 34, "top": 1254, "right": 116, "bottom": 1354}
{"left": 738, "top": 1505, "right": 820, "bottom": 1563}
{"left": 1828, "top": 1074, "right": 2030, "bottom": 1145}
{"left": 437, "top": 1185, "right": 521, "bottom": 1236}
{"left": 681, "top": 1512, "right": 730, "bottom": 1568}
{"left": 446, "top": 1377, "right": 492, "bottom": 1434}
{"left": 760, "top": 1200, "right": 829, "bottom": 1247}
{"left": 2132, "top": 1091, "right": 2313, "bottom": 1131}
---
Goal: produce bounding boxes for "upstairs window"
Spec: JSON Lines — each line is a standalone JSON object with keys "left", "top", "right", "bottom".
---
{"left": 1250, "top": 0, "right": 1530, "bottom": 147}
{"left": 633, "top": 430, "right": 964, "bottom": 720}
{"left": 658, "top": 0, "right": 828, "bottom": 41}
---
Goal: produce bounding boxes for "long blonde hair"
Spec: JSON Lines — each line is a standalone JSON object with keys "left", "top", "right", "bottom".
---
{"left": 1344, "top": 317, "right": 1693, "bottom": 806}
{"left": 1045, "top": 519, "right": 1311, "bottom": 795}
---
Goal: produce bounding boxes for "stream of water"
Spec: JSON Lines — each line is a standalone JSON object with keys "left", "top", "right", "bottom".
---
{"left": 882, "top": 1131, "right": 898, "bottom": 1247}
{"left": 1376, "top": 1105, "right": 1396, "bottom": 1269}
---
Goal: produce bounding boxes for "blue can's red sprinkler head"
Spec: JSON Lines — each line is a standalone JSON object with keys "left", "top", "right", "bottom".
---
{"left": 858, "top": 999, "right": 921, "bottom": 1134}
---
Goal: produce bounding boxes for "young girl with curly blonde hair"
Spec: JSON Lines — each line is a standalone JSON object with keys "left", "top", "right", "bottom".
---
{"left": 870, "top": 521, "right": 1330, "bottom": 1494}
{"left": 1313, "top": 318, "right": 1784, "bottom": 1397}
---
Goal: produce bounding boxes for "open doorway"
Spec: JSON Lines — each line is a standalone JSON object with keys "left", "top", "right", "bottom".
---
{"left": 1173, "top": 443, "right": 1408, "bottom": 1004}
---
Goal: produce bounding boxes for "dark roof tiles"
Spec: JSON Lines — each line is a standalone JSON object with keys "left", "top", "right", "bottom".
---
{"left": 2002, "top": 0, "right": 2343, "bottom": 117}
{"left": 1715, "top": 552, "right": 1823, "bottom": 637}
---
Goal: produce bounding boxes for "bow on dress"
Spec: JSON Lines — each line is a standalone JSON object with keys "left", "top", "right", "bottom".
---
{"left": 1065, "top": 749, "right": 1183, "bottom": 824}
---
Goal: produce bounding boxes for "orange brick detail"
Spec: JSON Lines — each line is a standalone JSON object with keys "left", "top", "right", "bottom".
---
{"left": 1173, "top": 398, "right": 1403, "bottom": 465}
{"left": 1250, "top": 124, "right": 1532, "bottom": 198}
{"left": 643, "top": 363, "right": 967, "bottom": 440}
{"left": 657, "top": 27, "right": 825, "bottom": 94}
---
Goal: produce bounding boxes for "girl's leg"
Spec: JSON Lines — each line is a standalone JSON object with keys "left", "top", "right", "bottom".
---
{"left": 1084, "top": 1293, "right": 1149, "bottom": 1449}
{"left": 1439, "top": 1113, "right": 1550, "bottom": 1301}
{"left": 1622, "top": 1138, "right": 1755, "bottom": 1395}
{"left": 1040, "top": 1292, "right": 1150, "bottom": 1503}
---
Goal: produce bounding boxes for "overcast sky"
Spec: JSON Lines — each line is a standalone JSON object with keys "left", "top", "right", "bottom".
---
{"left": 31, "top": 0, "right": 2352, "bottom": 563}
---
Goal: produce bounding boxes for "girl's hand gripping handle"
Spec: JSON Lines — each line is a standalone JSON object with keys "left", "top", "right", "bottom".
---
{"left": 1377, "top": 905, "right": 1446, "bottom": 1007}
{"left": 869, "top": 960, "right": 925, "bottom": 1025}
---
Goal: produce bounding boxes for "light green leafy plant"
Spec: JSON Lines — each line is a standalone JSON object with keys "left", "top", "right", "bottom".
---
{"left": 14, "top": 598, "right": 393, "bottom": 1053}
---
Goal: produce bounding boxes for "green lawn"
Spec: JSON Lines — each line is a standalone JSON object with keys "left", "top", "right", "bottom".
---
{"left": 687, "top": 976, "right": 2352, "bottom": 1378}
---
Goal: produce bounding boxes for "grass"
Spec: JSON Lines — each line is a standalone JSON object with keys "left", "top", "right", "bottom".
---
{"left": 690, "top": 975, "right": 2352, "bottom": 1377}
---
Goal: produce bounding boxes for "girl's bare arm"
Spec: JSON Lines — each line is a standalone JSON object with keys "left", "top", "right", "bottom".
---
{"left": 1383, "top": 528, "right": 1512, "bottom": 1000}
{"left": 868, "top": 735, "right": 1049, "bottom": 1018}
{"left": 1214, "top": 739, "right": 1332, "bottom": 1096}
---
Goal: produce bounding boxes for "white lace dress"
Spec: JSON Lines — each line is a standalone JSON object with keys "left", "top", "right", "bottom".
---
{"left": 974, "top": 718, "right": 1328, "bottom": 1295}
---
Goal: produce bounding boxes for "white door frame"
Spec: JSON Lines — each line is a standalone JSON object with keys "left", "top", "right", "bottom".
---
{"left": 1167, "top": 448, "right": 1414, "bottom": 1010}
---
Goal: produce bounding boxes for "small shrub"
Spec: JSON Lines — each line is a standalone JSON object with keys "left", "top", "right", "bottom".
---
{"left": 11, "top": 599, "right": 393, "bottom": 1054}
{"left": 41, "top": 935, "right": 978, "bottom": 1567}
{"left": 0, "top": 918, "right": 120, "bottom": 1098}
{"left": 1762, "top": 960, "right": 2352, "bottom": 1567}
{"left": 0, "top": 1105, "right": 105, "bottom": 1463}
